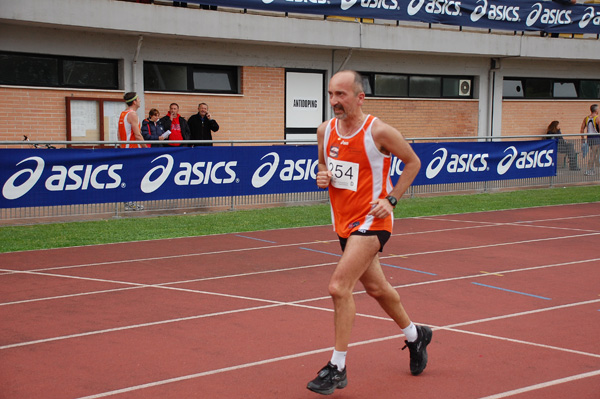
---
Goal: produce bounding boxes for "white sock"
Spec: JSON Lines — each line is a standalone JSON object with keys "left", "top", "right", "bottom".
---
{"left": 402, "top": 322, "right": 418, "bottom": 342}
{"left": 330, "top": 350, "right": 347, "bottom": 371}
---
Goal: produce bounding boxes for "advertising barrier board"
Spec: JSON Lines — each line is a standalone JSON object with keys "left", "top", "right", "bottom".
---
{"left": 0, "top": 140, "right": 556, "bottom": 208}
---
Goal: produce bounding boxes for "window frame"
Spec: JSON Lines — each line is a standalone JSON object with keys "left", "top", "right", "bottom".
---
{"left": 144, "top": 61, "right": 240, "bottom": 94}
{"left": 360, "top": 71, "right": 473, "bottom": 99}
{"left": 0, "top": 51, "right": 119, "bottom": 90}
{"left": 503, "top": 77, "right": 600, "bottom": 100}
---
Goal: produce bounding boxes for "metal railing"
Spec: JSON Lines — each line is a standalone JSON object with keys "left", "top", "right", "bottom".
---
{"left": 1, "top": 135, "right": 598, "bottom": 225}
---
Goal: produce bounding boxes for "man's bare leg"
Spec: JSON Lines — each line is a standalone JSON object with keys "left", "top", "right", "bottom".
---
{"left": 360, "top": 254, "right": 412, "bottom": 328}
{"left": 360, "top": 251, "right": 432, "bottom": 376}
{"left": 329, "top": 234, "right": 380, "bottom": 352}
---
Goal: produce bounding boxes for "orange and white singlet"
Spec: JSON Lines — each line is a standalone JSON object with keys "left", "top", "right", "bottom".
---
{"left": 323, "top": 115, "right": 393, "bottom": 238}
{"left": 118, "top": 109, "right": 142, "bottom": 149}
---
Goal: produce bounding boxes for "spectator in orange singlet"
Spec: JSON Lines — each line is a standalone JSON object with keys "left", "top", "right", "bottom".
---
{"left": 307, "top": 70, "right": 429, "bottom": 395}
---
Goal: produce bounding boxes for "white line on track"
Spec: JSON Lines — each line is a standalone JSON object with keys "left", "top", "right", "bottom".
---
{"left": 477, "top": 369, "right": 600, "bottom": 399}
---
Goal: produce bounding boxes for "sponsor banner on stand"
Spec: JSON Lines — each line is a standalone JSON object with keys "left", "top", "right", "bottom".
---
{"left": 186, "top": 0, "right": 600, "bottom": 35}
{"left": 0, "top": 140, "right": 556, "bottom": 208}
{"left": 391, "top": 140, "right": 557, "bottom": 185}
{"left": 0, "top": 146, "right": 319, "bottom": 208}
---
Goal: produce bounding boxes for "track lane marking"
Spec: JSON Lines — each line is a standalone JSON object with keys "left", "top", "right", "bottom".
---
{"left": 477, "top": 369, "right": 600, "bottom": 399}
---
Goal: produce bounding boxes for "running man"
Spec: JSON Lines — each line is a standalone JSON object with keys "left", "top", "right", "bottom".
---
{"left": 307, "top": 70, "right": 431, "bottom": 395}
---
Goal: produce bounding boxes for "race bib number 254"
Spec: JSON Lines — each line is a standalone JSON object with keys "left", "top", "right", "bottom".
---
{"left": 328, "top": 158, "right": 359, "bottom": 192}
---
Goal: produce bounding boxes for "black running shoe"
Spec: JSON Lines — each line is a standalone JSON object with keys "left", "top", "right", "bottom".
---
{"left": 402, "top": 325, "right": 433, "bottom": 375}
{"left": 307, "top": 362, "right": 348, "bottom": 395}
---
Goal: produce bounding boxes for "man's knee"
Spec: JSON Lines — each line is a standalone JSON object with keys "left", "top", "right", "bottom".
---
{"left": 328, "top": 279, "right": 353, "bottom": 300}
{"left": 363, "top": 281, "right": 392, "bottom": 300}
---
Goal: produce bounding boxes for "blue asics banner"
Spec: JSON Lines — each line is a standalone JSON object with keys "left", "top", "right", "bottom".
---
{"left": 0, "top": 140, "right": 555, "bottom": 208}
{"left": 186, "top": 0, "right": 600, "bottom": 35}
{"left": 389, "top": 139, "right": 557, "bottom": 186}
{"left": 0, "top": 146, "right": 319, "bottom": 208}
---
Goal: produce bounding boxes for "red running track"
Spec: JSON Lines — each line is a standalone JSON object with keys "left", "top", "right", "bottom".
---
{"left": 1, "top": 203, "right": 599, "bottom": 399}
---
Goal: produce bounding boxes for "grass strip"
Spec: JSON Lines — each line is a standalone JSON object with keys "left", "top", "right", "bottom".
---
{"left": 0, "top": 185, "right": 598, "bottom": 253}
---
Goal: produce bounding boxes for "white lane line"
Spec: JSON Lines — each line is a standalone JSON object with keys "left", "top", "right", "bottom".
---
{"left": 477, "top": 369, "right": 600, "bottom": 399}
{"left": 0, "top": 303, "right": 283, "bottom": 350}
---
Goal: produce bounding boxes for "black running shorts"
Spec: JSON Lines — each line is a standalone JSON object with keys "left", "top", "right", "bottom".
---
{"left": 338, "top": 230, "right": 391, "bottom": 253}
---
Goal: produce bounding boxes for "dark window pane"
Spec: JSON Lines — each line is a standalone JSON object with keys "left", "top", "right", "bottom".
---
{"left": 409, "top": 76, "right": 441, "bottom": 98}
{"left": 63, "top": 60, "right": 117, "bottom": 89}
{"left": 144, "top": 63, "right": 187, "bottom": 91}
{"left": 503, "top": 79, "right": 524, "bottom": 98}
{"left": 525, "top": 78, "right": 552, "bottom": 98}
{"left": 443, "top": 77, "right": 460, "bottom": 97}
{"left": 0, "top": 53, "right": 58, "bottom": 86}
{"left": 374, "top": 74, "right": 407, "bottom": 97}
{"left": 580, "top": 80, "right": 600, "bottom": 99}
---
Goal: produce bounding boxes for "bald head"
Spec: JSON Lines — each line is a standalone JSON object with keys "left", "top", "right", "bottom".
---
{"left": 329, "top": 70, "right": 366, "bottom": 121}
{"left": 331, "top": 70, "right": 364, "bottom": 96}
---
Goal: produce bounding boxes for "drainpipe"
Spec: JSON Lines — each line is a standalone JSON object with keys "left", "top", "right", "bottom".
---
{"left": 337, "top": 48, "right": 353, "bottom": 72}
{"left": 132, "top": 35, "right": 143, "bottom": 91}
{"left": 488, "top": 58, "right": 500, "bottom": 141}
{"left": 132, "top": 35, "right": 144, "bottom": 110}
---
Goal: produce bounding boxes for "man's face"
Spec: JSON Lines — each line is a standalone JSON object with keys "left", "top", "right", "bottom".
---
{"left": 199, "top": 104, "right": 208, "bottom": 117}
{"left": 169, "top": 105, "right": 179, "bottom": 116}
{"left": 328, "top": 72, "right": 363, "bottom": 120}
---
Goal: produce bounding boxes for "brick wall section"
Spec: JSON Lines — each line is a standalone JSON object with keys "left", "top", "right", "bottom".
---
{"left": 363, "top": 98, "right": 479, "bottom": 139}
{"left": 0, "top": 88, "right": 120, "bottom": 142}
{"left": 502, "top": 100, "right": 596, "bottom": 138}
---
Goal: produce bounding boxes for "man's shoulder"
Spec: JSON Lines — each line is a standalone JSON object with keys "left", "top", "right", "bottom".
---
{"left": 317, "top": 119, "right": 332, "bottom": 136}
{"left": 126, "top": 109, "right": 139, "bottom": 120}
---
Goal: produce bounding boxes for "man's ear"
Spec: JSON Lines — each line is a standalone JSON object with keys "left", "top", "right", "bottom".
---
{"left": 357, "top": 92, "right": 365, "bottom": 106}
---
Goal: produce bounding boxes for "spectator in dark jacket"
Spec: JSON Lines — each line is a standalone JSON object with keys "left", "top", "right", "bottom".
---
{"left": 141, "top": 108, "right": 167, "bottom": 147}
{"left": 188, "top": 102, "right": 220, "bottom": 146}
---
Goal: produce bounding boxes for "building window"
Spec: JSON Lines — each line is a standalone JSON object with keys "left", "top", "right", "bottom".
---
{"left": 410, "top": 76, "right": 441, "bottom": 98}
{"left": 0, "top": 51, "right": 118, "bottom": 89}
{"left": 553, "top": 81, "right": 578, "bottom": 98}
{"left": 361, "top": 72, "right": 473, "bottom": 99}
{"left": 525, "top": 78, "right": 552, "bottom": 99}
{"left": 503, "top": 77, "right": 600, "bottom": 99}
{"left": 144, "top": 61, "right": 239, "bottom": 93}
{"left": 374, "top": 74, "right": 408, "bottom": 97}
{"left": 503, "top": 79, "right": 524, "bottom": 98}
{"left": 580, "top": 80, "right": 600, "bottom": 99}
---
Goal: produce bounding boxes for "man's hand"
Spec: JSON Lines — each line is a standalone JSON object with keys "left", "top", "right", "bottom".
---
{"left": 316, "top": 170, "right": 332, "bottom": 189}
{"left": 368, "top": 198, "right": 394, "bottom": 219}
